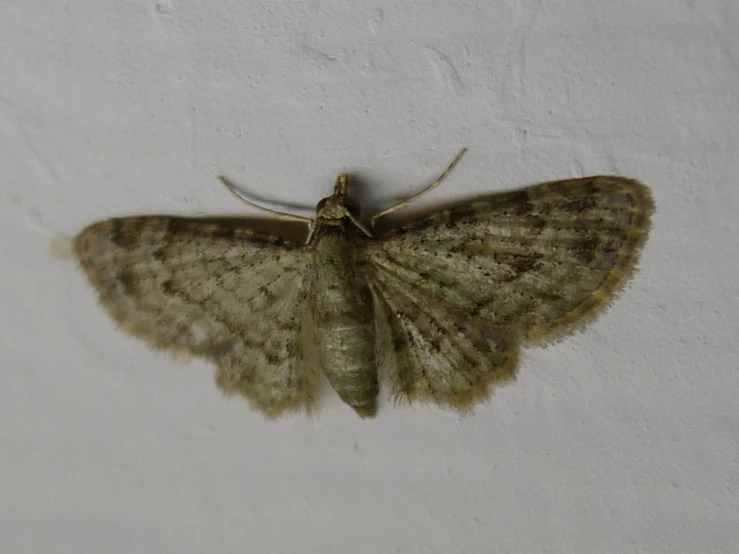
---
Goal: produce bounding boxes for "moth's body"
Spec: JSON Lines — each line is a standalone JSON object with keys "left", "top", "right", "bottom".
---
{"left": 74, "top": 152, "right": 654, "bottom": 419}
{"left": 311, "top": 218, "right": 378, "bottom": 417}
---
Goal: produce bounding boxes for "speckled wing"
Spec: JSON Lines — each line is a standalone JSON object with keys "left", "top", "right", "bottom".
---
{"left": 363, "top": 176, "right": 654, "bottom": 406}
{"left": 74, "top": 217, "right": 318, "bottom": 417}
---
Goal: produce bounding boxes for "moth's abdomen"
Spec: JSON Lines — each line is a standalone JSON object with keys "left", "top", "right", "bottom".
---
{"left": 313, "top": 230, "right": 378, "bottom": 417}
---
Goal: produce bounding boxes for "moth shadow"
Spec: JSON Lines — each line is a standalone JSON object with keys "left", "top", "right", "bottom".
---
{"left": 341, "top": 173, "right": 388, "bottom": 221}
{"left": 167, "top": 215, "right": 312, "bottom": 244}
{"left": 370, "top": 188, "right": 514, "bottom": 235}
{"left": 344, "top": 171, "right": 473, "bottom": 228}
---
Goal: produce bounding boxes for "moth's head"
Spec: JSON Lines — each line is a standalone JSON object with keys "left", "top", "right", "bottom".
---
{"left": 315, "top": 174, "right": 360, "bottom": 222}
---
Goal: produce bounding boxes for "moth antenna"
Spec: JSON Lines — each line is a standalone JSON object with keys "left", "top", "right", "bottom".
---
{"left": 218, "top": 175, "right": 316, "bottom": 224}
{"left": 371, "top": 147, "right": 468, "bottom": 227}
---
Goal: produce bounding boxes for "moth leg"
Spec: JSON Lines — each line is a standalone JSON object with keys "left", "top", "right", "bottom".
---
{"left": 370, "top": 147, "right": 468, "bottom": 228}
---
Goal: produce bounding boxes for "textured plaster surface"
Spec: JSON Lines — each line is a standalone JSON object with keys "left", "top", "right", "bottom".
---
{"left": 1, "top": 1, "right": 738, "bottom": 552}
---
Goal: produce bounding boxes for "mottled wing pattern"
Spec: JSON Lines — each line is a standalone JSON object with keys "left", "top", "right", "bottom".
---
{"left": 363, "top": 176, "right": 654, "bottom": 406}
{"left": 75, "top": 217, "right": 317, "bottom": 417}
{"left": 370, "top": 278, "right": 518, "bottom": 409}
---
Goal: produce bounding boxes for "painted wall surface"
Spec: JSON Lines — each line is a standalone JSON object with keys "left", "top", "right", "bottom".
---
{"left": 2, "top": 1, "right": 737, "bottom": 552}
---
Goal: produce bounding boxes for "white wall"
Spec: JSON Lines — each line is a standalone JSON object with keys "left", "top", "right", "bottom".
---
{"left": 2, "top": 1, "right": 737, "bottom": 552}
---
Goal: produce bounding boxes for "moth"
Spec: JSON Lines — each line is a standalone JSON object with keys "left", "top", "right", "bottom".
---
{"left": 74, "top": 149, "right": 654, "bottom": 418}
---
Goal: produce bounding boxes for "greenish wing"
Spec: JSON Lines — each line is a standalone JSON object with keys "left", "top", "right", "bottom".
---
{"left": 74, "top": 217, "right": 319, "bottom": 417}
{"left": 362, "top": 176, "right": 653, "bottom": 405}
